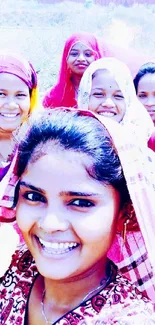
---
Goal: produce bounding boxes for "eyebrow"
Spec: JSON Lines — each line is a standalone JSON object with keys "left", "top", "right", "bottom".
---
{"left": 19, "top": 181, "right": 44, "bottom": 193}
{"left": 60, "top": 191, "right": 100, "bottom": 197}
{"left": 0, "top": 88, "right": 27, "bottom": 92}
{"left": 91, "top": 88, "right": 122, "bottom": 92}
{"left": 19, "top": 182, "right": 100, "bottom": 197}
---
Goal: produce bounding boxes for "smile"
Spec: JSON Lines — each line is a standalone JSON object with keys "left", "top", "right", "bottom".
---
{"left": 0, "top": 113, "right": 20, "bottom": 118}
{"left": 75, "top": 64, "right": 87, "bottom": 68}
{"left": 97, "top": 111, "right": 116, "bottom": 117}
{"left": 36, "top": 236, "right": 79, "bottom": 255}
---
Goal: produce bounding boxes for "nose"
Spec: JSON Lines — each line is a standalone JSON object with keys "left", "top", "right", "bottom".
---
{"left": 145, "top": 97, "right": 155, "bottom": 107}
{"left": 101, "top": 97, "right": 115, "bottom": 108}
{"left": 77, "top": 52, "right": 85, "bottom": 61}
{"left": 4, "top": 97, "right": 19, "bottom": 110}
{"left": 37, "top": 210, "right": 70, "bottom": 233}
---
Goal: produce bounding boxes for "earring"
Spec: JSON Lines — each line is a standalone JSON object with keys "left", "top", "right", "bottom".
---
{"left": 122, "top": 218, "right": 130, "bottom": 244}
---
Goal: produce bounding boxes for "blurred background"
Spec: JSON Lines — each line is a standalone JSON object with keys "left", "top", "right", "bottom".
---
{"left": 1, "top": 0, "right": 155, "bottom": 93}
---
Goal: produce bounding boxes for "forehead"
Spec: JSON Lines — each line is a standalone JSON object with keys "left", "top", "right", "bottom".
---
{"left": 21, "top": 149, "right": 106, "bottom": 193}
{"left": 92, "top": 69, "right": 120, "bottom": 90}
{"left": 28, "top": 142, "right": 92, "bottom": 170}
{"left": 0, "top": 72, "right": 28, "bottom": 89}
{"left": 138, "top": 73, "right": 155, "bottom": 90}
{"left": 70, "top": 42, "right": 93, "bottom": 52}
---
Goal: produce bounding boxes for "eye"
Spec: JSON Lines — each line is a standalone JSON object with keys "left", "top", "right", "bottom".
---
{"left": 0, "top": 92, "right": 6, "bottom": 97}
{"left": 22, "top": 191, "right": 47, "bottom": 203}
{"left": 92, "top": 92, "right": 104, "bottom": 97}
{"left": 68, "top": 199, "right": 95, "bottom": 208}
{"left": 69, "top": 51, "right": 78, "bottom": 57}
{"left": 85, "top": 51, "right": 94, "bottom": 58}
{"left": 16, "top": 93, "right": 28, "bottom": 98}
{"left": 138, "top": 93, "right": 147, "bottom": 98}
{"left": 114, "top": 94, "right": 124, "bottom": 99}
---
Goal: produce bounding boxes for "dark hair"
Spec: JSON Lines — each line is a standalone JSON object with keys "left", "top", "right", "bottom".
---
{"left": 14, "top": 109, "right": 129, "bottom": 205}
{"left": 133, "top": 62, "right": 155, "bottom": 93}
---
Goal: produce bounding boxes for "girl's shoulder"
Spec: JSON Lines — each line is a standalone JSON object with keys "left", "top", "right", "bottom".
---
{"left": 1, "top": 245, "right": 38, "bottom": 325}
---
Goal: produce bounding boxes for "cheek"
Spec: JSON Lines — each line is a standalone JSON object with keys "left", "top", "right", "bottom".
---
{"left": 118, "top": 101, "right": 126, "bottom": 113}
{"left": 89, "top": 97, "right": 100, "bottom": 110}
{"left": 74, "top": 205, "right": 118, "bottom": 243}
{"left": 16, "top": 203, "right": 35, "bottom": 233}
{"left": 88, "top": 56, "right": 96, "bottom": 64}
{"left": 20, "top": 98, "right": 31, "bottom": 113}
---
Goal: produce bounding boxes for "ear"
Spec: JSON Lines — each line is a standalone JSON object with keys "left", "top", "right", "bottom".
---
{"left": 116, "top": 201, "right": 139, "bottom": 235}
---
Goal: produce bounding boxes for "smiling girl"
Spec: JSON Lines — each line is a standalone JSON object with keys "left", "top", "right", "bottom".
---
{"left": 42, "top": 32, "right": 103, "bottom": 108}
{"left": 0, "top": 51, "right": 38, "bottom": 169}
{"left": 78, "top": 57, "right": 154, "bottom": 146}
{"left": 0, "top": 108, "right": 155, "bottom": 324}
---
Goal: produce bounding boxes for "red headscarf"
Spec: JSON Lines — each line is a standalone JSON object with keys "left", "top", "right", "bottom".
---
{"left": 42, "top": 32, "right": 104, "bottom": 108}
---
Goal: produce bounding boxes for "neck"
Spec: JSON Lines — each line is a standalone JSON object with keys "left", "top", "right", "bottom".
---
{"left": 0, "top": 128, "right": 12, "bottom": 139}
{"left": 42, "top": 258, "right": 110, "bottom": 310}
{"left": 71, "top": 74, "right": 82, "bottom": 89}
{"left": 0, "top": 135, "right": 13, "bottom": 165}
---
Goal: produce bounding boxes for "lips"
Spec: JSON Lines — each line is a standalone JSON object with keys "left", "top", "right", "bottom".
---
{"left": 36, "top": 236, "right": 79, "bottom": 255}
{"left": 75, "top": 64, "right": 87, "bottom": 68}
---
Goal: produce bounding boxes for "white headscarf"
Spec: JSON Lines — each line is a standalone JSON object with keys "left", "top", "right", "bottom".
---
{"left": 78, "top": 57, "right": 154, "bottom": 143}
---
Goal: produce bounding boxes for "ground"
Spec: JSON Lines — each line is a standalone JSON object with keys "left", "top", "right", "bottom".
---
{"left": 1, "top": 0, "right": 155, "bottom": 97}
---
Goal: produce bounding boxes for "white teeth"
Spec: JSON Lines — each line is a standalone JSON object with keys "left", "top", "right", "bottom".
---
{"left": 39, "top": 238, "right": 78, "bottom": 250}
{"left": 1, "top": 113, "right": 19, "bottom": 118}
{"left": 98, "top": 112, "right": 115, "bottom": 117}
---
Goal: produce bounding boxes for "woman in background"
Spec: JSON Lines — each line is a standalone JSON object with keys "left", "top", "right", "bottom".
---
{"left": 42, "top": 32, "right": 103, "bottom": 108}
{"left": 134, "top": 62, "right": 155, "bottom": 151}
{"left": 78, "top": 57, "right": 154, "bottom": 147}
{"left": 0, "top": 51, "right": 38, "bottom": 170}
{"left": 0, "top": 51, "right": 39, "bottom": 275}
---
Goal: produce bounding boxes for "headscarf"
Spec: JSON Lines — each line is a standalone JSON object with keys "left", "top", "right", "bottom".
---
{"left": 78, "top": 57, "right": 154, "bottom": 144}
{"left": 42, "top": 32, "right": 104, "bottom": 108}
{"left": 0, "top": 108, "right": 155, "bottom": 302}
{"left": 0, "top": 51, "right": 38, "bottom": 114}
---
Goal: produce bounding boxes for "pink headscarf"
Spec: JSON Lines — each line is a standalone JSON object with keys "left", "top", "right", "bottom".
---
{"left": 42, "top": 32, "right": 104, "bottom": 108}
{"left": 0, "top": 51, "right": 38, "bottom": 113}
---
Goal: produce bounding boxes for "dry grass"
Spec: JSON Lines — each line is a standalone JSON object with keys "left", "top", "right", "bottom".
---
{"left": 1, "top": 0, "right": 155, "bottom": 96}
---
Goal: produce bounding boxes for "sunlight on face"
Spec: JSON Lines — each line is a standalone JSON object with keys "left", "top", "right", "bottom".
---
{"left": 89, "top": 69, "right": 126, "bottom": 122}
{"left": 16, "top": 147, "right": 121, "bottom": 281}
{"left": 137, "top": 73, "right": 155, "bottom": 124}
{"left": 0, "top": 73, "right": 30, "bottom": 131}
{"left": 67, "top": 42, "right": 96, "bottom": 76}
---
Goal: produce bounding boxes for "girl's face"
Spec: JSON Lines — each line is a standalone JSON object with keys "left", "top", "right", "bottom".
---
{"left": 137, "top": 73, "right": 155, "bottom": 124}
{"left": 67, "top": 42, "right": 96, "bottom": 76}
{"left": 89, "top": 70, "right": 126, "bottom": 123}
{"left": 16, "top": 147, "right": 121, "bottom": 281}
{"left": 0, "top": 73, "right": 30, "bottom": 132}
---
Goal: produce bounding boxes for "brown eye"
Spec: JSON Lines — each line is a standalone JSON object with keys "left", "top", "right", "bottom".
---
{"left": 22, "top": 191, "right": 47, "bottom": 203}
{"left": 85, "top": 51, "right": 94, "bottom": 57}
{"left": 68, "top": 199, "right": 95, "bottom": 207}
